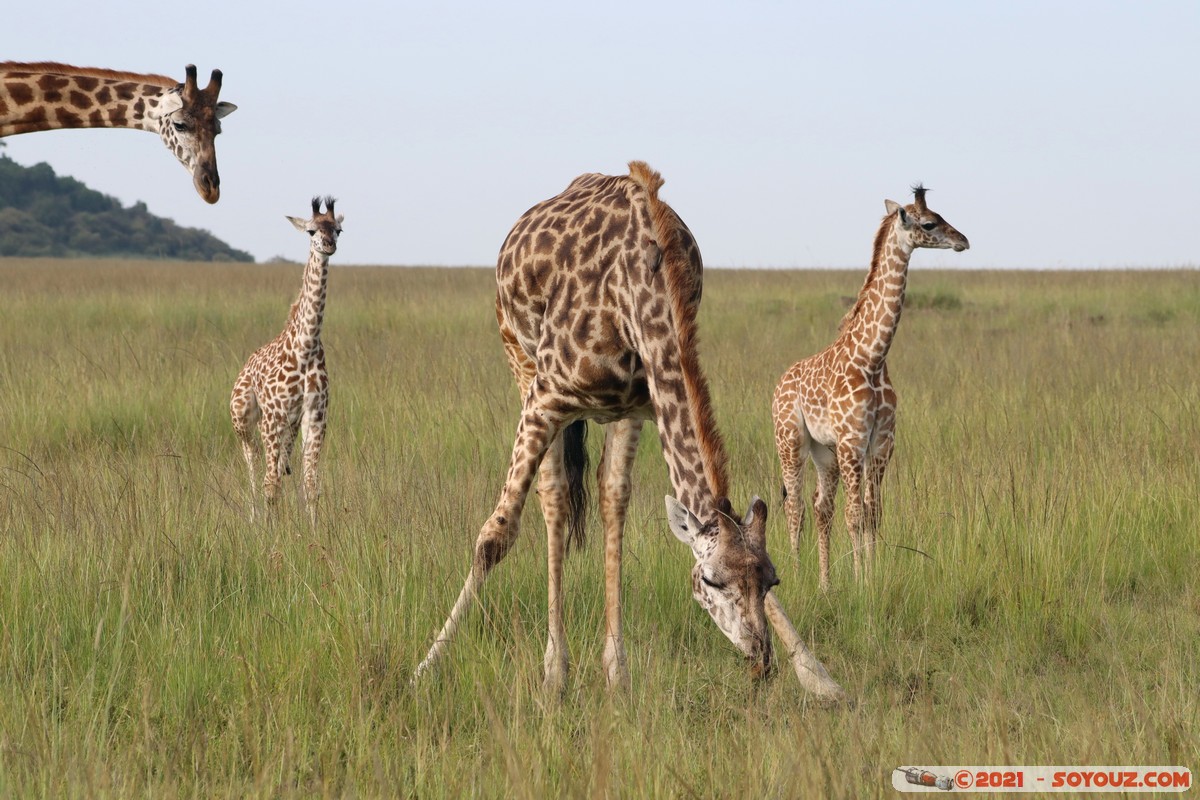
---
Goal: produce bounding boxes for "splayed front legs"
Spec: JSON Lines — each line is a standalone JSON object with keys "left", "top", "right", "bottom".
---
{"left": 413, "top": 387, "right": 563, "bottom": 683}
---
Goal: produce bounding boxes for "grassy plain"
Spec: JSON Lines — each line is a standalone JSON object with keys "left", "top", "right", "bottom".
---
{"left": 0, "top": 259, "right": 1197, "bottom": 797}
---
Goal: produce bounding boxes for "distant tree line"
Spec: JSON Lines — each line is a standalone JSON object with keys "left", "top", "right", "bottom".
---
{"left": 0, "top": 152, "right": 253, "bottom": 261}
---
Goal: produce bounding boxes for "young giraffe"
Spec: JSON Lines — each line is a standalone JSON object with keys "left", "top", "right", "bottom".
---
{"left": 771, "top": 186, "right": 969, "bottom": 590}
{"left": 0, "top": 61, "right": 236, "bottom": 203}
{"left": 415, "top": 162, "right": 844, "bottom": 701}
{"left": 230, "top": 197, "right": 343, "bottom": 526}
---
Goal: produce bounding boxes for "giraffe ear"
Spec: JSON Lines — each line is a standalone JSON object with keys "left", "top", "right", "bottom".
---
{"left": 665, "top": 496, "right": 702, "bottom": 548}
{"left": 152, "top": 92, "right": 184, "bottom": 119}
{"left": 884, "top": 199, "right": 903, "bottom": 216}
{"left": 741, "top": 497, "right": 768, "bottom": 549}
{"left": 286, "top": 215, "right": 307, "bottom": 232}
{"left": 215, "top": 101, "right": 238, "bottom": 119}
{"left": 335, "top": 214, "right": 345, "bottom": 226}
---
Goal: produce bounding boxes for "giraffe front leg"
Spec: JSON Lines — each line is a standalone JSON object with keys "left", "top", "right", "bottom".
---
{"left": 864, "top": 426, "right": 893, "bottom": 572}
{"left": 764, "top": 591, "right": 847, "bottom": 702}
{"left": 597, "top": 418, "right": 642, "bottom": 691}
{"left": 836, "top": 438, "right": 869, "bottom": 584}
{"left": 301, "top": 389, "right": 328, "bottom": 529}
{"left": 538, "top": 432, "right": 570, "bottom": 696}
{"left": 258, "top": 416, "right": 288, "bottom": 517}
{"left": 414, "top": 387, "right": 566, "bottom": 683}
{"left": 810, "top": 446, "right": 839, "bottom": 591}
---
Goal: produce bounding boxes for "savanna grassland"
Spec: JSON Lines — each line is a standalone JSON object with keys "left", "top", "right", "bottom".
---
{"left": 0, "top": 259, "right": 1196, "bottom": 798}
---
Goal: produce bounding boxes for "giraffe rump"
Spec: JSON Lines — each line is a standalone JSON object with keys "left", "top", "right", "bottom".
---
{"left": 626, "top": 161, "right": 730, "bottom": 499}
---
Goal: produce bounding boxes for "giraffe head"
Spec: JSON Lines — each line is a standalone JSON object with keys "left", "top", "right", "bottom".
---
{"left": 884, "top": 185, "right": 969, "bottom": 252}
{"left": 150, "top": 65, "right": 237, "bottom": 204}
{"left": 287, "top": 197, "right": 344, "bottom": 256}
{"left": 666, "top": 495, "right": 779, "bottom": 679}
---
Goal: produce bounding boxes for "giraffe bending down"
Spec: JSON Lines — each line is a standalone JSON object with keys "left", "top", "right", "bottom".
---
{"left": 415, "top": 162, "right": 845, "bottom": 701}
{"left": 0, "top": 61, "right": 236, "bottom": 203}
{"left": 771, "top": 186, "right": 968, "bottom": 590}
{"left": 230, "top": 197, "right": 343, "bottom": 526}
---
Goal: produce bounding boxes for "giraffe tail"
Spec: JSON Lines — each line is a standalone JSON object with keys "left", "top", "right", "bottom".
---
{"left": 563, "top": 420, "right": 589, "bottom": 552}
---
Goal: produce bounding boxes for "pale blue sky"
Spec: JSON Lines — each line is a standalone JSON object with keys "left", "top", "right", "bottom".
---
{"left": 3, "top": 1, "right": 1197, "bottom": 268}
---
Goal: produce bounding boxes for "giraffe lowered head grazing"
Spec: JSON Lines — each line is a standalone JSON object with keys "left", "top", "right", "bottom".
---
{"left": 0, "top": 62, "right": 237, "bottom": 203}
{"left": 667, "top": 496, "right": 778, "bottom": 675}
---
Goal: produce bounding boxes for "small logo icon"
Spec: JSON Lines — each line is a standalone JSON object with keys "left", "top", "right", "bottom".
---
{"left": 896, "top": 767, "right": 955, "bottom": 791}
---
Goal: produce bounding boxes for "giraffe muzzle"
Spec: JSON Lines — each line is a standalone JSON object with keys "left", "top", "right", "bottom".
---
{"left": 194, "top": 166, "right": 221, "bottom": 204}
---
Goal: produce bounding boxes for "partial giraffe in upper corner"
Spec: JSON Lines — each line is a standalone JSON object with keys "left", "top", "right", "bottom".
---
{"left": 772, "top": 185, "right": 969, "bottom": 590}
{"left": 0, "top": 61, "right": 236, "bottom": 203}
{"left": 231, "top": 197, "right": 343, "bottom": 527}
{"left": 414, "top": 161, "right": 846, "bottom": 703}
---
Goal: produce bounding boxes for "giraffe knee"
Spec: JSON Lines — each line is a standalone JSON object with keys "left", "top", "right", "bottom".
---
{"left": 473, "top": 515, "right": 518, "bottom": 573}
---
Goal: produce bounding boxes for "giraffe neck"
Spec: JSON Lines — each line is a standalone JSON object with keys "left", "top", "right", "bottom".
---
{"left": 0, "top": 63, "right": 174, "bottom": 137}
{"left": 840, "top": 215, "right": 913, "bottom": 370}
{"left": 287, "top": 249, "right": 329, "bottom": 353}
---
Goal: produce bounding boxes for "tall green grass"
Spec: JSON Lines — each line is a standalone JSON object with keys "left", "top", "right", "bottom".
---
{"left": 0, "top": 259, "right": 1196, "bottom": 797}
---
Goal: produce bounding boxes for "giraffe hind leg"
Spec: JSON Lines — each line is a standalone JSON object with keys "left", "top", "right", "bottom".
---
{"left": 538, "top": 433, "right": 570, "bottom": 695}
{"left": 230, "top": 379, "right": 263, "bottom": 521}
{"left": 774, "top": 413, "right": 810, "bottom": 554}
{"left": 598, "top": 417, "right": 642, "bottom": 691}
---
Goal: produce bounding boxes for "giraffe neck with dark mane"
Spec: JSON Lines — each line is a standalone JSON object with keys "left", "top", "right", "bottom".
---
{"left": 837, "top": 213, "right": 913, "bottom": 371}
{"left": 0, "top": 62, "right": 173, "bottom": 136}
{"left": 628, "top": 161, "right": 730, "bottom": 525}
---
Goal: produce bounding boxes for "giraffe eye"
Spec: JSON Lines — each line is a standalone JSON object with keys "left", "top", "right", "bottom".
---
{"left": 171, "top": 121, "right": 187, "bottom": 132}
{"left": 921, "top": 222, "right": 937, "bottom": 231}
{"left": 701, "top": 574, "right": 725, "bottom": 590}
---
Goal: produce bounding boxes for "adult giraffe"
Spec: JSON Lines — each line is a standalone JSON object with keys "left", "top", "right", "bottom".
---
{"left": 0, "top": 61, "right": 236, "bottom": 203}
{"left": 415, "top": 161, "right": 844, "bottom": 701}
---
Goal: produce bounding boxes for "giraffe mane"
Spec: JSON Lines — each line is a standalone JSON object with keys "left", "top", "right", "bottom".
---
{"left": 627, "top": 161, "right": 730, "bottom": 499}
{"left": 837, "top": 209, "right": 896, "bottom": 335}
{"left": 0, "top": 61, "right": 176, "bottom": 87}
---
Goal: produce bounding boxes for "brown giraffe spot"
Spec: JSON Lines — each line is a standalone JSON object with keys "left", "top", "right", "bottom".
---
{"left": 54, "top": 107, "right": 82, "bottom": 126}
{"left": 22, "top": 106, "right": 48, "bottom": 126}
{"left": 6, "top": 82, "right": 37, "bottom": 104}
{"left": 96, "top": 86, "right": 112, "bottom": 104}
{"left": 37, "top": 74, "right": 69, "bottom": 91}
{"left": 75, "top": 76, "right": 99, "bottom": 91}
{"left": 114, "top": 82, "right": 137, "bottom": 101}
{"left": 68, "top": 90, "right": 93, "bottom": 109}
